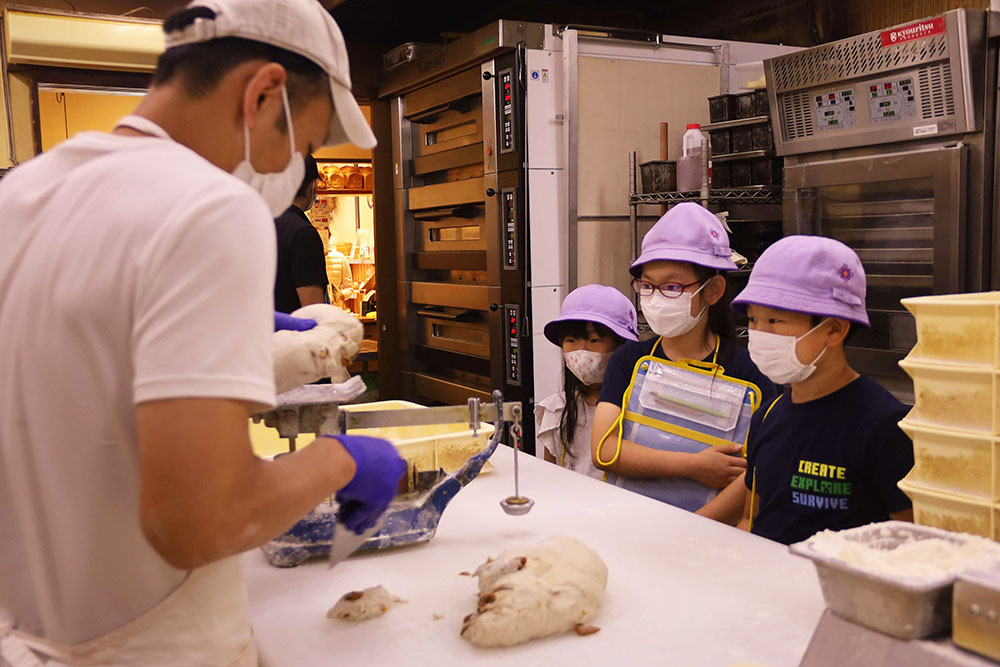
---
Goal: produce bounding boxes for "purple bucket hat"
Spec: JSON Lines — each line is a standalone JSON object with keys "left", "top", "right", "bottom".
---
{"left": 732, "top": 235, "right": 870, "bottom": 327}
{"left": 543, "top": 284, "right": 639, "bottom": 345}
{"left": 629, "top": 202, "right": 738, "bottom": 277}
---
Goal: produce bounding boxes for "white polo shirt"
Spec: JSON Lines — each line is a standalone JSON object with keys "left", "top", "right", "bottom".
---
{"left": 0, "top": 130, "right": 277, "bottom": 644}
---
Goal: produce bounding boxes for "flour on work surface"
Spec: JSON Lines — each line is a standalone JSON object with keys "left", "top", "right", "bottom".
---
{"left": 460, "top": 536, "right": 608, "bottom": 648}
{"left": 273, "top": 304, "right": 362, "bottom": 393}
{"left": 327, "top": 585, "right": 406, "bottom": 621}
{"left": 809, "top": 528, "right": 1000, "bottom": 579}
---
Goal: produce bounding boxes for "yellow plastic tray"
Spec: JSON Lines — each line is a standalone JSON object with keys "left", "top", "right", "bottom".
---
{"left": 898, "top": 477, "right": 1000, "bottom": 542}
{"left": 899, "top": 418, "right": 1000, "bottom": 502}
{"left": 249, "top": 400, "right": 494, "bottom": 476}
{"left": 901, "top": 292, "right": 1000, "bottom": 368}
{"left": 899, "top": 358, "right": 1000, "bottom": 435}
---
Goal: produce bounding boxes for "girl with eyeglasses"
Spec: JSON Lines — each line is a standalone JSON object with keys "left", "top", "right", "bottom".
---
{"left": 590, "top": 203, "right": 777, "bottom": 509}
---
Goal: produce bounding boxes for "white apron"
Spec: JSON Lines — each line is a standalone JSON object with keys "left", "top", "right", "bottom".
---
{"left": 0, "top": 115, "right": 259, "bottom": 667}
{"left": 0, "top": 557, "right": 257, "bottom": 666}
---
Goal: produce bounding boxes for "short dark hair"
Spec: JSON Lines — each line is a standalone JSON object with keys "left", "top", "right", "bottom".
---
{"left": 296, "top": 155, "right": 319, "bottom": 199}
{"left": 153, "top": 6, "right": 330, "bottom": 111}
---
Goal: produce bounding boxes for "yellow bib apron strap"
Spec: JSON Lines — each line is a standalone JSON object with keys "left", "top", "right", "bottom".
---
{"left": 748, "top": 393, "right": 785, "bottom": 532}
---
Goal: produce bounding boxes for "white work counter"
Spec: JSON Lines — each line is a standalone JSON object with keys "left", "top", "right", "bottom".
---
{"left": 246, "top": 447, "right": 826, "bottom": 666}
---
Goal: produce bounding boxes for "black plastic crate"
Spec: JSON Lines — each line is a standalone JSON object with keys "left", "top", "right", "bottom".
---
{"left": 735, "top": 92, "right": 756, "bottom": 119}
{"left": 750, "top": 157, "right": 783, "bottom": 185}
{"left": 710, "top": 130, "right": 731, "bottom": 156}
{"left": 730, "top": 160, "right": 752, "bottom": 187}
{"left": 729, "top": 220, "right": 783, "bottom": 261}
{"left": 639, "top": 160, "right": 676, "bottom": 193}
{"left": 751, "top": 124, "right": 774, "bottom": 151}
{"left": 708, "top": 94, "right": 738, "bottom": 123}
{"left": 712, "top": 162, "right": 731, "bottom": 188}
{"left": 753, "top": 89, "right": 770, "bottom": 118}
{"left": 731, "top": 127, "right": 753, "bottom": 154}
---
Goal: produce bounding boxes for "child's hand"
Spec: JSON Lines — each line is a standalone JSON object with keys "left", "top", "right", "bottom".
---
{"left": 688, "top": 445, "right": 747, "bottom": 489}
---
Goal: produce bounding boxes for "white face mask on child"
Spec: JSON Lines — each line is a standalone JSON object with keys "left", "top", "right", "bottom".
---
{"left": 563, "top": 349, "right": 612, "bottom": 386}
{"left": 748, "top": 319, "right": 829, "bottom": 385}
{"left": 640, "top": 282, "right": 708, "bottom": 338}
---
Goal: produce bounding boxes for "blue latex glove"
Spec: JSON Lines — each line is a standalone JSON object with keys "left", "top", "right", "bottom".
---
{"left": 326, "top": 435, "right": 406, "bottom": 534}
{"left": 274, "top": 311, "right": 317, "bottom": 332}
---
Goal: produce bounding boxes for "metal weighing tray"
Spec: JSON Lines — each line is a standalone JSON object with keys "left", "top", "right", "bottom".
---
{"left": 790, "top": 521, "right": 988, "bottom": 640}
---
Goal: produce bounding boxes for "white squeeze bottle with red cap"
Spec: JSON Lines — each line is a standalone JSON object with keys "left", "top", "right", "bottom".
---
{"left": 676, "top": 123, "right": 708, "bottom": 192}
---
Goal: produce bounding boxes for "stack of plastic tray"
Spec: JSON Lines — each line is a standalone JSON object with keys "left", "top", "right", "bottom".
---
{"left": 897, "top": 292, "right": 1000, "bottom": 542}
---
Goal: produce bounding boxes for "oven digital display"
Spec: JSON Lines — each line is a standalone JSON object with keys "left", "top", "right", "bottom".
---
{"left": 867, "top": 76, "right": 917, "bottom": 123}
{"left": 814, "top": 89, "right": 857, "bottom": 131}
{"left": 505, "top": 305, "right": 521, "bottom": 386}
{"left": 499, "top": 69, "right": 514, "bottom": 153}
{"left": 502, "top": 188, "right": 518, "bottom": 269}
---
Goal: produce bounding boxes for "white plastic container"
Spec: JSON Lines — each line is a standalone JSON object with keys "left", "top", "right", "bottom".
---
{"left": 901, "top": 292, "right": 1000, "bottom": 368}
{"left": 676, "top": 123, "right": 707, "bottom": 192}
{"left": 899, "top": 418, "right": 1000, "bottom": 502}
{"left": 899, "top": 358, "right": 1000, "bottom": 435}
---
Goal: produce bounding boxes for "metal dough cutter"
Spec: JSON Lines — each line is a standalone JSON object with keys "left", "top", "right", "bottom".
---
{"left": 253, "top": 390, "right": 521, "bottom": 568}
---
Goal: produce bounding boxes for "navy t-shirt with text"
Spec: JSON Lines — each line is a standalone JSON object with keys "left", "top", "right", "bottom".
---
{"left": 744, "top": 375, "right": 914, "bottom": 545}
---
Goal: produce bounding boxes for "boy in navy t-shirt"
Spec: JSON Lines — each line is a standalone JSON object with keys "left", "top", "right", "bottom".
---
{"left": 698, "top": 236, "right": 914, "bottom": 544}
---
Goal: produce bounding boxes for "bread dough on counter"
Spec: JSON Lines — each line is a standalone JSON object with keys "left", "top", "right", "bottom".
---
{"left": 273, "top": 304, "right": 362, "bottom": 394}
{"left": 327, "top": 585, "right": 406, "bottom": 621}
{"left": 460, "top": 536, "right": 608, "bottom": 648}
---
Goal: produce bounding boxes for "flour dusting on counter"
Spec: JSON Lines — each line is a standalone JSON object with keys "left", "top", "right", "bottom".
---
{"left": 808, "top": 528, "right": 1000, "bottom": 579}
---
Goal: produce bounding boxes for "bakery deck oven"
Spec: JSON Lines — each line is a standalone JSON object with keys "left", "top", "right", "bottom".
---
{"left": 764, "top": 9, "right": 998, "bottom": 401}
{"left": 381, "top": 22, "right": 557, "bottom": 450}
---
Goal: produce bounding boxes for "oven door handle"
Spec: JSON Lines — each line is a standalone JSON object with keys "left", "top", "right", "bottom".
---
{"left": 408, "top": 97, "right": 477, "bottom": 125}
{"left": 416, "top": 309, "right": 481, "bottom": 323}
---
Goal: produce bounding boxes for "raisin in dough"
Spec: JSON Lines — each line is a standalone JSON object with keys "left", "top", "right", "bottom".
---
{"left": 327, "top": 585, "right": 406, "bottom": 621}
{"left": 273, "top": 304, "right": 362, "bottom": 394}
{"left": 460, "top": 536, "right": 608, "bottom": 647}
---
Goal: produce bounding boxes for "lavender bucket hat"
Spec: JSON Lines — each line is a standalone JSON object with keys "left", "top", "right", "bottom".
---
{"left": 731, "top": 235, "right": 870, "bottom": 327}
{"left": 629, "top": 202, "right": 738, "bottom": 277}
{"left": 543, "top": 284, "right": 639, "bottom": 345}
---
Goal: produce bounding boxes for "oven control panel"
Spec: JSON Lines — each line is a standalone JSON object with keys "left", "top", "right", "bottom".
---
{"left": 815, "top": 89, "right": 857, "bottom": 131}
{"left": 504, "top": 304, "right": 521, "bottom": 386}
{"left": 867, "top": 77, "right": 917, "bottom": 123}
{"left": 502, "top": 188, "right": 518, "bottom": 269}
{"left": 499, "top": 68, "right": 514, "bottom": 153}
{"left": 813, "top": 75, "right": 918, "bottom": 132}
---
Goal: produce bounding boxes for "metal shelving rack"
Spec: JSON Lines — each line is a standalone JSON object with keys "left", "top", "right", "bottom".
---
{"left": 626, "top": 151, "right": 782, "bottom": 268}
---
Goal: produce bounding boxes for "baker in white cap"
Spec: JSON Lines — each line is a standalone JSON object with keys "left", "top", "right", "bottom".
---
{"left": 0, "top": 1, "right": 404, "bottom": 664}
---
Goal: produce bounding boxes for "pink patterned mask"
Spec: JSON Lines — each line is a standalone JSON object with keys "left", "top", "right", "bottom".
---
{"left": 563, "top": 349, "right": 612, "bottom": 386}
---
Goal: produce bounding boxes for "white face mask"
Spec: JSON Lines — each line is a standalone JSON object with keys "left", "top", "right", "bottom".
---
{"left": 232, "top": 85, "right": 305, "bottom": 217}
{"left": 640, "top": 282, "right": 708, "bottom": 338}
{"left": 563, "top": 349, "right": 612, "bottom": 386}
{"left": 748, "top": 319, "right": 830, "bottom": 385}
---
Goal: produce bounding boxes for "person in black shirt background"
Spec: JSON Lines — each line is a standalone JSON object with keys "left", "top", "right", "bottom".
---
{"left": 273, "top": 154, "right": 328, "bottom": 313}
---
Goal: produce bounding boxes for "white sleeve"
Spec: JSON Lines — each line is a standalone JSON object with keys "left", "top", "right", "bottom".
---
{"left": 131, "top": 191, "right": 277, "bottom": 409}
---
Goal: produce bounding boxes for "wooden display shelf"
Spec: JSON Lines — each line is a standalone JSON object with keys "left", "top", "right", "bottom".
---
{"left": 316, "top": 188, "right": 372, "bottom": 196}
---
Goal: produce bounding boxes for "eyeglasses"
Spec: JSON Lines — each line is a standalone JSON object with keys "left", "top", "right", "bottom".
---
{"left": 631, "top": 278, "right": 703, "bottom": 298}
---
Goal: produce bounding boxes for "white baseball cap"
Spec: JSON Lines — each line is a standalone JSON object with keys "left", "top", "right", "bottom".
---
{"left": 164, "top": 0, "right": 376, "bottom": 149}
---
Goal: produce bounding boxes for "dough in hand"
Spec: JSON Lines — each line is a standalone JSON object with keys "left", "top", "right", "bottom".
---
{"left": 327, "top": 585, "right": 406, "bottom": 621}
{"left": 460, "top": 536, "right": 608, "bottom": 647}
{"left": 273, "top": 304, "right": 362, "bottom": 394}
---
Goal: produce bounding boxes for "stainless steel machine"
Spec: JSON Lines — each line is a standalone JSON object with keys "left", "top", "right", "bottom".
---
{"left": 764, "top": 9, "right": 997, "bottom": 401}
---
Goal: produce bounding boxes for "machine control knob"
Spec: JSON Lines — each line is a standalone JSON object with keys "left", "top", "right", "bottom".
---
{"left": 486, "top": 188, "right": 497, "bottom": 197}
{"left": 490, "top": 303, "right": 500, "bottom": 312}
{"left": 483, "top": 71, "right": 494, "bottom": 80}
